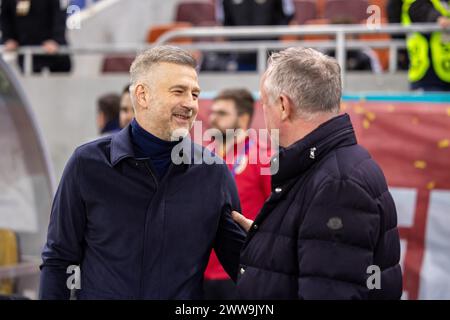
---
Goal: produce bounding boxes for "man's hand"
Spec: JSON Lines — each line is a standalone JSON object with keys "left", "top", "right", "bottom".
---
{"left": 4, "top": 40, "right": 19, "bottom": 51}
{"left": 232, "top": 211, "right": 253, "bottom": 232}
{"left": 42, "top": 40, "right": 59, "bottom": 54}
{"left": 438, "top": 16, "right": 450, "bottom": 28}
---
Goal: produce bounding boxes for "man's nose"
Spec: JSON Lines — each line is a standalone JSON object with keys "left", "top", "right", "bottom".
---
{"left": 209, "top": 113, "right": 218, "bottom": 126}
{"left": 186, "top": 104, "right": 198, "bottom": 115}
{"left": 183, "top": 97, "right": 198, "bottom": 110}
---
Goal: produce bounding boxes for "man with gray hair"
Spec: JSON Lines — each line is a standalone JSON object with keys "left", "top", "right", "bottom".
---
{"left": 232, "top": 47, "right": 403, "bottom": 299}
{"left": 39, "top": 46, "right": 246, "bottom": 299}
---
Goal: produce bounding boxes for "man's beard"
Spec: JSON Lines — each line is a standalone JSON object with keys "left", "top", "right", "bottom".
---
{"left": 170, "top": 120, "right": 194, "bottom": 142}
{"left": 227, "top": 119, "right": 241, "bottom": 141}
{"left": 170, "top": 108, "right": 196, "bottom": 141}
{"left": 211, "top": 119, "right": 240, "bottom": 141}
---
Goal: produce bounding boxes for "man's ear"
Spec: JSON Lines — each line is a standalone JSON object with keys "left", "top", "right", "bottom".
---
{"left": 97, "top": 111, "right": 105, "bottom": 131}
{"left": 135, "top": 84, "right": 149, "bottom": 109}
{"left": 279, "top": 94, "right": 293, "bottom": 121}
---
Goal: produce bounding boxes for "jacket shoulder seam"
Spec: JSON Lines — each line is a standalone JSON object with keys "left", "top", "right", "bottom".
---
{"left": 319, "top": 151, "right": 371, "bottom": 182}
{"left": 318, "top": 157, "right": 386, "bottom": 202}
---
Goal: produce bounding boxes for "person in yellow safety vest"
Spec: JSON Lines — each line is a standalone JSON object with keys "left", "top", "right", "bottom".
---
{"left": 402, "top": 0, "right": 450, "bottom": 91}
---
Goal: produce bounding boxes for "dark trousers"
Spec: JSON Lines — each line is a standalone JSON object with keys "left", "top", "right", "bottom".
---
{"left": 18, "top": 54, "right": 72, "bottom": 73}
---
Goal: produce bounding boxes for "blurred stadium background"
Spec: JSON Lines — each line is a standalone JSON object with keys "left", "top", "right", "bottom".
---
{"left": 0, "top": 0, "right": 449, "bottom": 300}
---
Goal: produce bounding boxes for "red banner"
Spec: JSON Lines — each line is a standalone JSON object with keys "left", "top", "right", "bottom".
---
{"left": 198, "top": 97, "right": 450, "bottom": 299}
{"left": 345, "top": 100, "right": 450, "bottom": 300}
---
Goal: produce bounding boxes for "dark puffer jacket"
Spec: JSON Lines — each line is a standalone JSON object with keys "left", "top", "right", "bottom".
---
{"left": 236, "top": 114, "right": 402, "bottom": 299}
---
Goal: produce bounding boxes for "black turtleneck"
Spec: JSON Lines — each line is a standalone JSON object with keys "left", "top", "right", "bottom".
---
{"left": 130, "top": 119, "right": 179, "bottom": 179}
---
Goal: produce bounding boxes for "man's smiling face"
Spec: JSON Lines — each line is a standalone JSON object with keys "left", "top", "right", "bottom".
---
{"left": 138, "top": 62, "right": 200, "bottom": 140}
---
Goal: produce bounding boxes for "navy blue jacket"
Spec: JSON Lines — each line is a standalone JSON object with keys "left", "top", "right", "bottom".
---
{"left": 39, "top": 125, "right": 246, "bottom": 299}
{"left": 237, "top": 114, "right": 402, "bottom": 299}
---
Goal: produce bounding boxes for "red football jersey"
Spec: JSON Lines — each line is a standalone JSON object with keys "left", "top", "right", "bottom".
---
{"left": 204, "top": 137, "right": 272, "bottom": 280}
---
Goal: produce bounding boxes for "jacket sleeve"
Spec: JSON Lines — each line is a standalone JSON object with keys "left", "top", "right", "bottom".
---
{"left": 297, "top": 179, "right": 380, "bottom": 299}
{"left": 409, "top": 0, "right": 441, "bottom": 23}
{"left": 39, "top": 148, "right": 86, "bottom": 300}
{"left": 214, "top": 165, "right": 247, "bottom": 282}
{"left": 49, "top": 0, "right": 68, "bottom": 44}
{"left": 1, "top": 0, "right": 18, "bottom": 43}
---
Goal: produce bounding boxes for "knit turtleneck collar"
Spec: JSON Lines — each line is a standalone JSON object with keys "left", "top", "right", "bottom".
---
{"left": 130, "top": 119, "right": 179, "bottom": 178}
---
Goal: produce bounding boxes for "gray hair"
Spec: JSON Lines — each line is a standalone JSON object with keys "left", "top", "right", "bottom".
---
{"left": 264, "top": 47, "right": 342, "bottom": 119}
{"left": 128, "top": 45, "right": 197, "bottom": 109}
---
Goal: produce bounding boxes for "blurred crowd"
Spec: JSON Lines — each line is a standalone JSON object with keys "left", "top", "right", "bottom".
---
{"left": 0, "top": 0, "right": 449, "bottom": 300}
{"left": 0, "top": 0, "right": 448, "bottom": 90}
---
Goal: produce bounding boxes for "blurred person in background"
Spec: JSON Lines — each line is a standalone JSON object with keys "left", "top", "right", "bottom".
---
{"left": 0, "top": 0, "right": 72, "bottom": 73}
{"left": 325, "top": 18, "right": 382, "bottom": 73}
{"left": 202, "top": 0, "right": 295, "bottom": 71}
{"left": 120, "top": 84, "right": 135, "bottom": 128}
{"left": 69, "top": 0, "right": 101, "bottom": 10}
{"left": 387, "top": 0, "right": 410, "bottom": 70}
{"left": 402, "top": 0, "right": 450, "bottom": 91}
{"left": 232, "top": 47, "right": 402, "bottom": 299}
{"left": 204, "top": 88, "right": 271, "bottom": 299}
{"left": 97, "top": 93, "right": 121, "bottom": 136}
{"left": 39, "top": 46, "right": 246, "bottom": 300}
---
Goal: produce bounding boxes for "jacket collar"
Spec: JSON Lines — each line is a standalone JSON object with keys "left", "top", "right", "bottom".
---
{"left": 110, "top": 125, "right": 136, "bottom": 166}
{"left": 271, "top": 113, "right": 357, "bottom": 188}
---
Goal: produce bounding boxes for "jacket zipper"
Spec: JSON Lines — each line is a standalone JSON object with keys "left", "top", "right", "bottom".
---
{"left": 144, "top": 161, "right": 159, "bottom": 187}
{"left": 242, "top": 128, "right": 354, "bottom": 251}
{"left": 314, "top": 127, "right": 354, "bottom": 151}
{"left": 138, "top": 161, "right": 159, "bottom": 298}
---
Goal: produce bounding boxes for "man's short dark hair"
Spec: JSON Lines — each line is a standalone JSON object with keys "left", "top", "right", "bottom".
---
{"left": 97, "top": 93, "right": 120, "bottom": 122}
{"left": 214, "top": 88, "right": 255, "bottom": 122}
{"left": 130, "top": 45, "right": 197, "bottom": 88}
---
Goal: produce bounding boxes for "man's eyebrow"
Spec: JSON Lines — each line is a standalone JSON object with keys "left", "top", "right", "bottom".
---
{"left": 169, "top": 85, "right": 201, "bottom": 92}
{"left": 169, "top": 85, "right": 186, "bottom": 91}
